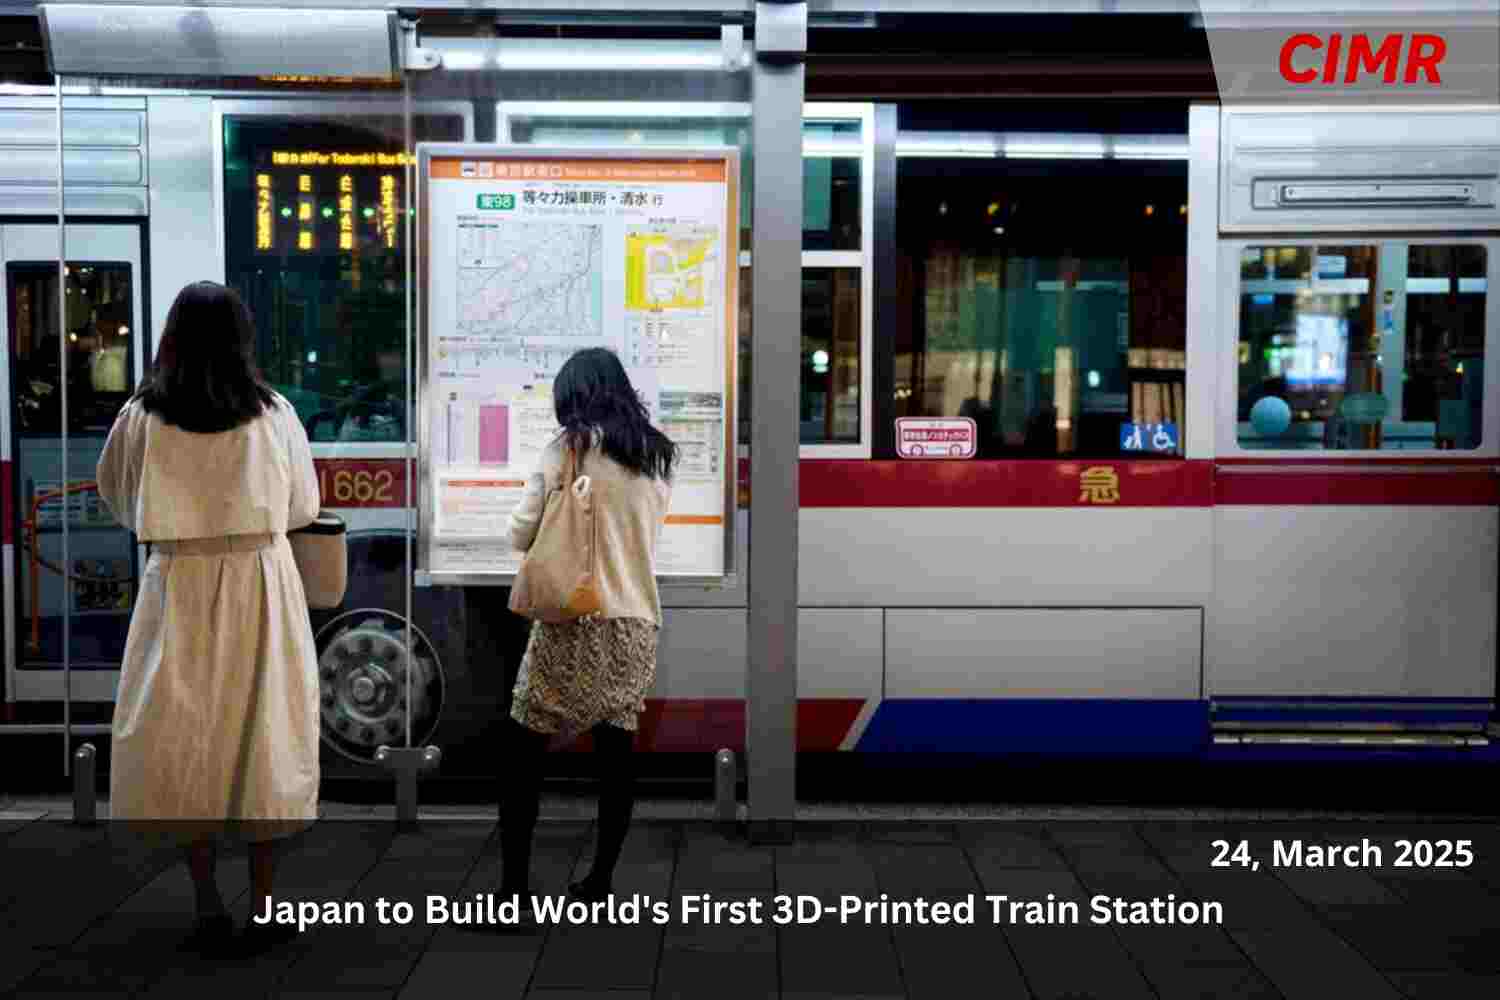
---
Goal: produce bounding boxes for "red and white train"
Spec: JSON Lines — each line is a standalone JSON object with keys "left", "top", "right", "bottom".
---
{"left": 1, "top": 56, "right": 1496, "bottom": 776}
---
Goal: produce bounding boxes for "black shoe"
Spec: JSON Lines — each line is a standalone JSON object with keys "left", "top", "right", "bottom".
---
{"left": 238, "top": 919, "right": 301, "bottom": 957}
{"left": 568, "top": 879, "right": 611, "bottom": 903}
{"left": 183, "top": 914, "right": 235, "bottom": 956}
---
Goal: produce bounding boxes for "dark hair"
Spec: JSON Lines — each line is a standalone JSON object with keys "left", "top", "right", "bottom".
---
{"left": 133, "top": 281, "right": 277, "bottom": 433}
{"left": 554, "top": 347, "right": 677, "bottom": 480}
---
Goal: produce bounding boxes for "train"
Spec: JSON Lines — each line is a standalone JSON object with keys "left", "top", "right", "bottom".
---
{"left": 2, "top": 29, "right": 1497, "bottom": 783}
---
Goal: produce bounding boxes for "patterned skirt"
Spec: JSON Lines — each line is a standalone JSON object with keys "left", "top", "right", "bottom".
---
{"left": 511, "top": 615, "right": 659, "bottom": 747}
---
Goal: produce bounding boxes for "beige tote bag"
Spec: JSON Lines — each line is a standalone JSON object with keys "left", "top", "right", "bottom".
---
{"left": 288, "top": 510, "right": 347, "bottom": 609}
{"left": 508, "top": 447, "right": 603, "bottom": 623}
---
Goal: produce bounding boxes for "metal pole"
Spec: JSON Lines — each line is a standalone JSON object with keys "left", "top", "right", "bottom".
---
{"left": 403, "top": 31, "right": 414, "bottom": 752}
{"left": 746, "top": 1, "right": 805, "bottom": 842}
{"left": 73, "top": 743, "right": 96, "bottom": 824}
{"left": 56, "top": 75, "right": 71, "bottom": 779}
{"left": 715, "top": 748, "right": 737, "bottom": 823}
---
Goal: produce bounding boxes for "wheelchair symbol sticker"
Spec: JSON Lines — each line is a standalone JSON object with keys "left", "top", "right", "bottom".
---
{"left": 1120, "top": 422, "right": 1178, "bottom": 454}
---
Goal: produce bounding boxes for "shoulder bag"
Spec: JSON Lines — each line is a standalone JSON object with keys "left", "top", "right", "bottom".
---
{"left": 508, "top": 446, "right": 603, "bottom": 623}
{"left": 289, "top": 510, "right": 348, "bottom": 609}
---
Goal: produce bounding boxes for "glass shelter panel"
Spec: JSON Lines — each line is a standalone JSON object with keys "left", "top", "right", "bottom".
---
{"left": 8, "top": 258, "right": 136, "bottom": 671}
{"left": 405, "top": 28, "right": 753, "bottom": 773}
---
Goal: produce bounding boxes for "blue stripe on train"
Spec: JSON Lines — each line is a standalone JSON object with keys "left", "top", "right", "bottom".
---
{"left": 1211, "top": 696, "right": 1492, "bottom": 726}
{"left": 852, "top": 699, "right": 1210, "bottom": 754}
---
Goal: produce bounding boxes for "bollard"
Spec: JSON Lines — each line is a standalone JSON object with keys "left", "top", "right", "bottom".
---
{"left": 73, "top": 743, "right": 97, "bottom": 826}
{"left": 714, "top": 748, "right": 737, "bottom": 823}
{"left": 375, "top": 745, "right": 443, "bottom": 831}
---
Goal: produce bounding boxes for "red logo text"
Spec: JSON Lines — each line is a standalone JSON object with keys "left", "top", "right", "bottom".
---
{"left": 1279, "top": 33, "right": 1445, "bottom": 85}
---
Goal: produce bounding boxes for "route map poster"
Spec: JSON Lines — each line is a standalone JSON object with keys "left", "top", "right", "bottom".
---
{"left": 415, "top": 145, "right": 738, "bottom": 583}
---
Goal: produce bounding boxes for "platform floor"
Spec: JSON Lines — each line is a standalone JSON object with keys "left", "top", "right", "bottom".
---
{"left": 3, "top": 798, "right": 1499, "bottom": 999}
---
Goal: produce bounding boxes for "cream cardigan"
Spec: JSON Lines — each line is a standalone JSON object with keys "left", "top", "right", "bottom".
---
{"left": 508, "top": 434, "right": 671, "bottom": 626}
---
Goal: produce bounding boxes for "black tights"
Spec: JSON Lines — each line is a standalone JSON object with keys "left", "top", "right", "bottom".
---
{"left": 499, "top": 717, "right": 635, "bottom": 897}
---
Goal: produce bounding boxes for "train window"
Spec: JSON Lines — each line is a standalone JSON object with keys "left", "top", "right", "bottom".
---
{"left": 1236, "top": 243, "right": 1487, "bottom": 451}
{"left": 6, "top": 260, "right": 137, "bottom": 667}
{"left": 8, "top": 262, "right": 134, "bottom": 436}
{"left": 803, "top": 120, "right": 863, "bottom": 252}
{"left": 221, "top": 113, "right": 465, "bottom": 444}
{"left": 893, "top": 156, "right": 1187, "bottom": 459}
{"left": 802, "top": 268, "right": 862, "bottom": 443}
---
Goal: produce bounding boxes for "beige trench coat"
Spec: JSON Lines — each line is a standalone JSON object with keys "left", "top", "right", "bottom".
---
{"left": 96, "top": 392, "right": 321, "bottom": 835}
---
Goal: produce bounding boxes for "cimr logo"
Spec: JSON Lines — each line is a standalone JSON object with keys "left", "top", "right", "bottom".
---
{"left": 477, "top": 193, "right": 515, "bottom": 210}
{"left": 1278, "top": 32, "right": 1446, "bottom": 86}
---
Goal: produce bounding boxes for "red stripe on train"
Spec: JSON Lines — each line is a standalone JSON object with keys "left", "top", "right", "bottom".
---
{"left": 312, "top": 458, "right": 407, "bottom": 509}
{"left": 1214, "top": 466, "right": 1500, "bottom": 505}
{"left": 559, "top": 698, "right": 865, "bottom": 753}
{"left": 799, "top": 460, "right": 1213, "bottom": 507}
{"left": 319, "top": 456, "right": 1498, "bottom": 509}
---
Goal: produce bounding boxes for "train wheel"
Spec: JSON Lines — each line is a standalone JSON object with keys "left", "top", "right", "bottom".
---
{"left": 315, "top": 609, "right": 444, "bottom": 764}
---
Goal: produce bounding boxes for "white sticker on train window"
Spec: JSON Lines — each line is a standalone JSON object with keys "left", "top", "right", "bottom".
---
{"left": 895, "top": 417, "right": 976, "bottom": 460}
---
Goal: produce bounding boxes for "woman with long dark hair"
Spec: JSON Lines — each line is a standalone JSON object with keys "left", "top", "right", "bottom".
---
{"left": 501, "top": 347, "right": 677, "bottom": 909}
{"left": 96, "top": 281, "right": 321, "bottom": 955}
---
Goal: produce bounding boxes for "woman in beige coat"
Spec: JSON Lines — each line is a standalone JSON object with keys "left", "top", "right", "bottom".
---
{"left": 500, "top": 347, "right": 675, "bottom": 910}
{"left": 96, "top": 281, "right": 321, "bottom": 955}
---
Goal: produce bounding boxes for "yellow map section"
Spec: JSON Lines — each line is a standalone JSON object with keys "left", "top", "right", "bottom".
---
{"left": 625, "top": 232, "right": 716, "bottom": 311}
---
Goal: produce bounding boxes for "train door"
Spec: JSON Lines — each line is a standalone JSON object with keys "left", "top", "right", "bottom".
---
{"left": 1209, "top": 107, "right": 1500, "bottom": 743}
{"left": 1, "top": 222, "right": 144, "bottom": 713}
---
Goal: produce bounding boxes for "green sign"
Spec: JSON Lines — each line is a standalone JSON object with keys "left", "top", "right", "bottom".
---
{"left": 477, "top": 193, "right": 515, "bottom": 210}
{"left": 1340, "top": 393, "right": 1388, "bottom": 424}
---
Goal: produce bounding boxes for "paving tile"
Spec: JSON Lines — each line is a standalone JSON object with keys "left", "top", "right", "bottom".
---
{"left": 1317, "top": 905, "right": 1500, "bottom": 974}
{"left": 1170, "top": 871, "right": 1321, "bottom": 931}
{"left": 1006, "top": 926, "right": 1156, "bottom": 1000}
{"left": 1373, "top": 871, "right": 1500, "bottom": 913}
{"left": 528, "top": 924, "right": 662, "bottom": 990}
{"left": 663, "top": 891, "right": 778, "bottom": 954}
{"left": 1271, "top": 867, "right": 1401, "bottom": 906}
{"left": 1387, "top": 972, "right": 1500, "bottom": 999}
{"left": 1230, "top": 927, "right": 1403, "bottom": 1000}
{"left": 655, "top": 948, "right": 778, "bottom": 998}
{"left": 398, "top": 947, "right": 536, "bottom": 996}
{"left": 1113, "top": 924, "right": 1254, "bottom": 969}
{"left": 0, "top": 947, "right": 57, "bottom": 994}
{"left": 780, "top": 926, "right": 905, "bottom": 995}
{"left": 973, "top": 869, "right": 1089, "bottom": 905}
{"left": 1142, "top": 962, "right": 1282, "bottom": 1000}
{"left": 672, "top": 827, "right": 773, "bottom": 892}
{"left": 865, "top": 843, "right": 981, "bottom": 896}
{"left": 775, "top": 839, "right": 881, "bottom": 895}
{"left": 893, "top": 923, "right": 1028, "bottom": 1000}
{"left": 9, "top": 952, "right": 157, "bottom": 994}
{"left": 959, "top": 826, "right": 1068, "bottom": 870}
{"left": 862, "top": 820, "right": 957, "bottom": 844}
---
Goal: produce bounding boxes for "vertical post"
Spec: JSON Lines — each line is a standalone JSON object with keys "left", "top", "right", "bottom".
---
{"left": 714, "top": 748, "right": 737, "bottom": 824}
{"left": 1377, "top": 243, "right": 1408, "bottom": 432}
{"left": 73, "top": 743, "right": 96, "bottom": 825}
{"left": 747, "top": 1, "right": 805, "bottom": 842}
{"left": 56, "top": 75, "right": 71, "bottom": 780}
{"left": 871, "top": 104, "right": 898, "bottom": 461}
